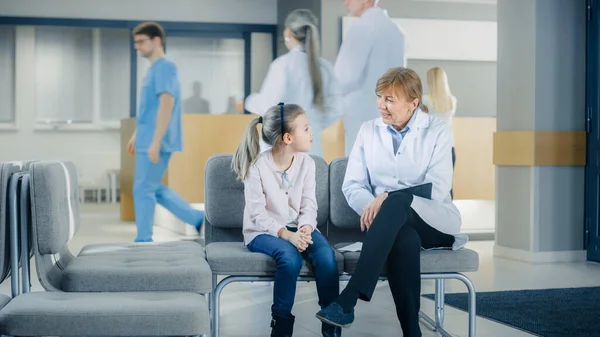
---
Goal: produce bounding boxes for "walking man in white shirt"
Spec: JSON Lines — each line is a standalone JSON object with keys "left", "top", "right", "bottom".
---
{"left": 336, "top": 0, "right": 407, "bottom": 155}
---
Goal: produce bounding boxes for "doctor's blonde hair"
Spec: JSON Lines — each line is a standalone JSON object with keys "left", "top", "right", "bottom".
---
{"left": 427, "top": 67, "right": 455, "bottom": 113}
{"left": 376, "top": 67, "right": 429, "bottom": 113}
{"left": 285, "top": 9, "right": 324, "bottom": 110}
{"left": 232, "top": 104, "right": 305, "bottom": 181}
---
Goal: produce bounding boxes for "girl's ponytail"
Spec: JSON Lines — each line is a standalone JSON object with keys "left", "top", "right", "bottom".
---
{"left": 232, "top": 117, "right": 262, "bottom": 180}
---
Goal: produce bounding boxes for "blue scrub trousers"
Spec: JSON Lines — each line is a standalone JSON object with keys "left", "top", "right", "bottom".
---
{"left": 133, "top": 151, "right": 204, "bottom": 242}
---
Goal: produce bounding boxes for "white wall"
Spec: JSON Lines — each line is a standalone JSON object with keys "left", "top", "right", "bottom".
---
{"left": 0, "top": 0, "right": 278, "bottom": 189}
{"left": 321, "top": 0, "right": 496, "bottom": 63}
{"left": 0, "top": 27, "right": 120, "bottom": 187}
{"left": 0, "top": 0, "right": 278, "bottom": 24}
{"left": 342, "top": 17, "right": 497, "bottom": 62}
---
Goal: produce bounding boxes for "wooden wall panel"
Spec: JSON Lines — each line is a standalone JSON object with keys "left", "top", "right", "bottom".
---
{"left": 321, "top": 119, "right": 345, "bottom": 163}
{"left": 453, "top": 118, "right": 496, "bottom": 200}
{"left": 493, "top": 131, "right": 586, "bottom": 166}
{"left": 167, "top": 114, "right": 256, "bottom": 204}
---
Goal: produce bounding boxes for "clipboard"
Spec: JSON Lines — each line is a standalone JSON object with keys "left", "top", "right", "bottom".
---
{"left": 389, "top": 183, "right": 433, "bottom": 200}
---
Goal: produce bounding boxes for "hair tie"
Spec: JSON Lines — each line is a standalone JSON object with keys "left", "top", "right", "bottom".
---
{"left": 278, "top": 102, "right": 285, "bottom": 140}
{"left": 258, "top": 116, "right": 263, "bottom": 124}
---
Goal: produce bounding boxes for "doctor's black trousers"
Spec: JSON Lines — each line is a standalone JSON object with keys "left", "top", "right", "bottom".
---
{"left": 345, "top": 191, "right": 455, "bottom": 337}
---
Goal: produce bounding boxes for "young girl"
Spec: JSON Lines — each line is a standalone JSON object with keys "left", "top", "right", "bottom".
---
{"left": 232, "top": 103, "right": 341, "bottom": 337}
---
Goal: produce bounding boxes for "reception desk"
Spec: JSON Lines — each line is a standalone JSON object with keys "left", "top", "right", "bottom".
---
{"left": 120, "top": 115, "right": 495, "bottom": 221}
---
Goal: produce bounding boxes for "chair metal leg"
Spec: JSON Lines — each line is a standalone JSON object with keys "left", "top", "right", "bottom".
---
{"left": 212, "top": 276, "right": 229, "bottom": 337}
{"left": 209, "top": 274, "right": 217, "bottom": 337}
{"left": 460, "top": 275, "right": 477, "bottom": 337}
{"left": 435, "top": 279, "right": 445, "bottom": 327}
{"left": 211, "top": 273, "right": 475, "bottom": 337}
{"left": 420, "top": 273, "right": 476, "bottom": 337}
{"left": 212, "top": 275, "right": 317, "bottom": 337}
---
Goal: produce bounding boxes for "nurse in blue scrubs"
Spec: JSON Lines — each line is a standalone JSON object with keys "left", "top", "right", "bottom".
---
{"left": 127, "top": 22, "right": 204, "bottom": 242}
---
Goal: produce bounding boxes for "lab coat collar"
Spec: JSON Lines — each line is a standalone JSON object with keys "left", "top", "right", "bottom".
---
{"left": 289, "top": 45, "right": 304, "bottom": 53}
{"left": 375, "top": 108, "right": 430, "bottom": 129}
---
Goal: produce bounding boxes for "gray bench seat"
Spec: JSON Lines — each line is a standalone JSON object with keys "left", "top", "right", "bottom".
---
{"left": 206, "top": 242, "right": 344, "bottom": 276}
{"left": 0, "top": 292, "right": 209, "bottom": 337}
{"left": 78, "top": 240, "right": 205, "bottom": 258}
{"left": 63, "top": 252, "right": 213, "bottom": 293}
{"left": 334, "top": 243, "right": 480, "bottom": 274}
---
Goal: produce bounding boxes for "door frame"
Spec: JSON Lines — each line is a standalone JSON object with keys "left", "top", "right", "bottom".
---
{"left": 585, "top": 0, "right": 600, "bottom": 261}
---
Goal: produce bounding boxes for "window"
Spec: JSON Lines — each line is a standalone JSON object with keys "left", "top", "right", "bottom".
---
{"left": 0, "top": 27, "right": 16, "bottom": 124}
{"left": 151, "top": 36, "right": 245, "bottom": 115}
{"left": 34, "top": 26, "right": 130, "bottom": 126}
{"left": 99, "top": 29, "right": 131, "bottom": 122}
{"left": 250, "top": 32, "right": 273, "bottom": 93}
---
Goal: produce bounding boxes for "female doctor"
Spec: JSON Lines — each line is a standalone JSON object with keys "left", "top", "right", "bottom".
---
{"left": 315, "top": 67, "right": 468, "bottom": 337}
{"left": 244, "top": 9, "right": 342, "bottom": 158}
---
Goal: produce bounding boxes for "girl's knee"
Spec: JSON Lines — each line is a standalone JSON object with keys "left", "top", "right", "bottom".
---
{"left": 276, "top": 248, "right": 303, "bottom": 274}
{"left": 313, "top": 247, "right": 338, "bottom": 271}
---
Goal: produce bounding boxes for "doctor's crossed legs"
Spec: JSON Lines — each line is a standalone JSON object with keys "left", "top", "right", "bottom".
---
{"left": 133, "top": 150, "right": 204, "bottom": 242}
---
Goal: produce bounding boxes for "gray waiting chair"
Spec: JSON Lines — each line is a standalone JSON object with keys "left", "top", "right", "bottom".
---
{"left": 26, "top": 160, "right": 212, "bottom": 294}
{"left": 59, "top": 161, "right": 207, "bottom": 259}
{"left": 328, "top": 157, "right": 479, "bottom": 337}
{"left": 204, "top": 154, "right": 344, "bottom": 337}
{"left": 0, "top": 161, "right": 210, "bottom": 337}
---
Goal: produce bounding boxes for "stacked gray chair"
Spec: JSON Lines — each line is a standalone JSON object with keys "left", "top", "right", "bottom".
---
{"left": 54, "top": 162, "right": 207, "bottom": 258}
{"left": 328, "top": 157, "right": 479, "bottom": 337}
{"left": 204, "top": 154, "right": 344, "bottom": 337}
{"left": 17, "top": 160, "right": 205, "bottom": 259}
{"left": 26, "top": 160, "right": 212, "bottom": 294}
{"left": 0, "top": 161, "right": 210, "bottom": 337}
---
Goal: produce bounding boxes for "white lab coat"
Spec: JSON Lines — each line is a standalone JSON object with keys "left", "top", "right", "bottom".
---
{"left": 245, "top": 46, "right": 343, "bottom": 158}
{"left": 342, "top": 109, "right": 462, "bottom": 234}
{"left": 335, "top": 6, "right": 407, "bottom": 155}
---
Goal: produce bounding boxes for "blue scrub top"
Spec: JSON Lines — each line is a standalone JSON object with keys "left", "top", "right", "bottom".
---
{"left": 135, "top": 57, "right": 183, "bottom": 153}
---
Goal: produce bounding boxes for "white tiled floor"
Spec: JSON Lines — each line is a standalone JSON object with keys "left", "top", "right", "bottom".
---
{"left": 7, "top": 204, "right": 600, "bottom": 337}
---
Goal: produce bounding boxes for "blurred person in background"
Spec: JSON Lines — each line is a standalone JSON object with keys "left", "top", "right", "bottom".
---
{"left": 127, "top": 22, "right": 205, "bottom": 242}
{"left": 422, "top": 66, "right": 457, "bottom": 198}
{"left": 335, "top": 0, "right": 406, "bottom": 155}
{"left": 244, "top": 9, "right": 342, "bottom": 159}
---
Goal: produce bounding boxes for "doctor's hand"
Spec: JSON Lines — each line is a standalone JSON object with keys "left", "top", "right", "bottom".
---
{"left": 148, "top": 141, "right": 160, "bottom": 164}
{"left": 361, "top": 193, "right": 388, "bottom": 231}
